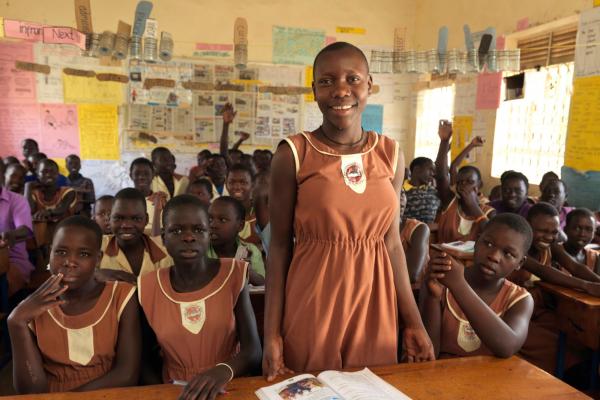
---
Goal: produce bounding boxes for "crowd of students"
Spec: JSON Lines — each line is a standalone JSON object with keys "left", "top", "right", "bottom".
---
{"left": 0, "top": 41, "right": 598, "bottom": 398}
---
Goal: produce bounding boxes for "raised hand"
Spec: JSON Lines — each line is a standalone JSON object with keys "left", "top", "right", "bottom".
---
{"left": 438, "top": 119, "right": 453, "bottom": 141}
{"left": 222, "top": 103, "right": 237, "bottom": 125}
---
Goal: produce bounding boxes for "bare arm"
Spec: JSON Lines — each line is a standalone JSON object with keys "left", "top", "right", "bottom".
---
{"left": 387, "top": 151, "right": 435, "bottom": 362}
{"left": 262, "top": 143, "right": 297, "bottom": 380}
{"left": 405, "top": 224, "right": 430, "bottom": 284}
{"left": 449, "top": 137, "right": 484, "bottom": 186}
{"left": 219, "top": 103, "right": 236, "bottom": 160}
{"left": 552, "top": 243, "right": 600, "bottom": 283}
{"left": 418, "top": 279, "right": 444, "bottom": 358}
{"left": 0, "top": 226, "right": 31, "bottom": 248}
{"left": 50, "top": 191, "right": 77, "bottom": 219}
{"left": 523, "top": 256, "right": 600, "bottom": 296}
{"left": 75, "top": 295, "right": 141, "bottom": 390}
{"left": 434, "top": 121, "right": 454, "bottom": 209}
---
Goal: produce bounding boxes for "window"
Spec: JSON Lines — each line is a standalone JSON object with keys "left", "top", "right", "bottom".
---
{"left": 518, "top": 25, "right": 577, "bottom": 70}
{"left": 414, "top": 84, "right": 455, "bottom": 160}
{"left": 491, "top": 63, "right": 573, "bottom": 184}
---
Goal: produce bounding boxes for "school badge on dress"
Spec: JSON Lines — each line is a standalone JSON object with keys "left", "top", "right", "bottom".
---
{"left": 180, "top": 300, "right": 206, "bottom": 334}
{"left": 67, "top": 326, "right": 95, "bottom": 365}
{"left": 340, "top": 154, "right": 367, "bottom": 194}
{"left": 457, "top": 320, "right": 482, "bottom": 352}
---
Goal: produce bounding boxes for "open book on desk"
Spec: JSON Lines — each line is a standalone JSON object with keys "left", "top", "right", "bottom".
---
{"left": 255, "top": 367, "right": 411, "bottom": 400}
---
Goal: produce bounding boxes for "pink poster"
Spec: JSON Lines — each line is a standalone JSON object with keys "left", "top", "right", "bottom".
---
{"left": 476, "top": 72, "right": 503, "bottom": 110}
{"left": 0, "top": 41, "right": 36, "bottom": 103}
{"left": 4, "top": 19, "right": 46, "bottom": 41}
{"left": 516, "top": 17, "right": 530, "bottom": 31}
{"left": 39, "top": 104, "right": 81, "bottom": 158}
{"left": 43, "top": 27, "right": 86, "bottom": 49}
{"left": 0, "top": 103, "right": 41, "bottom": 158}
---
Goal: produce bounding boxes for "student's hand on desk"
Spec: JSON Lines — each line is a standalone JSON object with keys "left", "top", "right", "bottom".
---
{"left": 94, "top": 269, "right": 137, "bottom": 285}
{"left": 33, "top": 210, "right": 51, "bottom": 221}
{"left": 402, "top": 327, "right": 435, "bottom": 362}
{"left": 583, "top": 281, "right": 600, "bottom": 297}
{"left": 179, "top": 366, "right": 231, "bottom": 400}
{"left": 438, "top": 119, "right": 453, "bottom": 141}
{"left": 263, "top": 335, "right": 294, "bottom": 382}
{"left": 8, "top": 274, "right": 68, "bottom": 326}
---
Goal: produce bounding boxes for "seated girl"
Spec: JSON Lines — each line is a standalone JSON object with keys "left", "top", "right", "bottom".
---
{"left": 562, "top": 208, "right": 600, "bottom": 274}
{"left": 400, "top": 188, "right": 429, "bottom": 287}
{"left": 8, "top": 216, "right": 140, "bottom": 393}
{"left": 435, "top": 121, "right": 494, "bottom": 243}
{"left": 138, "top": 195, "right": 261, "bottom": 397}
{"left": 208, "top": 196, "right": 265, "bottom": 286}
{"left": 420, "top": 214, "right": 534, "bottom": 358}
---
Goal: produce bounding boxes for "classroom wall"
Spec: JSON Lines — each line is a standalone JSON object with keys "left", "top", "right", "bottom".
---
{"left": 0, "top": 0, "right": 417, "bottom": 60}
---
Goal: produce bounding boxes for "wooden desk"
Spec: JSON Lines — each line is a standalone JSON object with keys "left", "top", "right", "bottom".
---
{"left": 1, "top": 356, "right": 589, "bottom": 399}
{"left": 537, "top": 282, "right": 600, "bottom": 389}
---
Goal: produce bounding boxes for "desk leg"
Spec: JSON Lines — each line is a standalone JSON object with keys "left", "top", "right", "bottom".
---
{"left": 556, "top": 331, "right": 566, "bottom": 379}
{"left": 591, "top": 349, "right": 599, "bottom": 391}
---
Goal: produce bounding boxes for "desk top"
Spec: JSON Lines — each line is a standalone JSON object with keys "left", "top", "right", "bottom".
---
{"left": 538, "top": 281, "right": 600, "bottom": 307}
{"left": 2, "top": 356, "right": 589, "bottom": 400}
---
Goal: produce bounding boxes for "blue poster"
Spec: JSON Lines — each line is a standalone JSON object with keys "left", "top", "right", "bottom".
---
{"left": 361, "top": 104, "right": 384, "bottom": 134}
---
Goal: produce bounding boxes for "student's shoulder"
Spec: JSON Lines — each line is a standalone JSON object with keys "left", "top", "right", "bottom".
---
{"left": 502, "top": 279, "right": 532, "bottom": 308}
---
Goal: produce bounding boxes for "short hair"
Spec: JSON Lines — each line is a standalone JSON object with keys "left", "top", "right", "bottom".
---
{"left": 39, "top": 158, "right": 58, "bottom": 171}
{"left": 209, "top": 153, "right": 226, "bottom": 161}
{"left": 484, "top": 213, "right": 533, "bottom": 252}
{"left": 162, "top": 194, "right": 208, "bottom": 227}
{"left": 189, "top": 178, "right": 214, "bottom": 198}
{"left": 95, "top": 194, "right": 115, "bottom": 204}
{"left": 66, "top": 154, "right": 80, "bottom": 161}
{"left": 150, "top": 146, "right": 171, "bottom": 161}
{"left": 130, "top": 157, "right": 154, "bottom": 174}
{"left": 229, "top": 149, "right": 243, "bottom": 156}
{"left": 409, "top": 157, "right": 433, "bottom": 172}
{"left": 114, "top": 188, "right": 147, "bottom": 211}
{"left": 198, "top": 149, "right": 212, "bottom": 158}
{"left": 565, "top": 208, "right": 596, "bottom": 228}
{"left": 458, "top": 165, "right": 482, "bottom": 183}
{"left": 3, "top": 156, "right": 20, "bottom": 165}
{"left": 54, "top": 215, "right": 103, "bottom": 249}
{"left": 541, "top": 171, "right": 559, "bottom": 182}
{"left": 544, "top": 178, "right": 567, "bottom": 192}
{"left": 23, "top": 138, "right": 39, "bottom": 147}
{"left": 5, "top": 163, "right": 26, "bottom": 175}
{"left": 527, "top": 202, "right": 559, "bottom": 223}
{"left": 228, "top": 163, "right": 255, "bottom": 181}
{"left": 500, "top": 170, "right": 529, "bottom": 190}
{"left": 313, "top": 41, "right": 369, "bottom": 79}
{"left": 212, "top": 196, "right": 246, "bottom": 221}
{"left": 32, "top": 152, "right": 48, "bottom": 162}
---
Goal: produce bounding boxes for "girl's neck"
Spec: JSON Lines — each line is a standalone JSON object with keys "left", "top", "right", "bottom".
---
{"left": 60, "top": 277, "right": 102, "bottom": 303}
{"left": 42, "top": 184, "right": 58, "bottom": 197}
{"left": 170, "top": 257, "right": 217, "bottom": 293}
{"left": 137, "top": 187, "right": 152, "bottom": 197}
{"left": 319, "top": 121, "right": 364, "bottom": 147}
{"left": 211, "top": 240, "right": 238, "bottom": 258}
{"left": 563, "top": 241, "right": 583, "bottom": 257}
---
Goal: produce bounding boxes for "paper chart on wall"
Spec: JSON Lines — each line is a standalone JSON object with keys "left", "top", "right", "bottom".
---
{"left": 272, "top": 26, "right": 326, "bottom": 65}
{"left": 39, "top": 103, "right": 80, "bottom": 157}
{"left": 78, "top": 104, "right": 120, "bottom": 160}
{"left": 64, "top": 74, "right": 125, "bottom": 104}
{"left": 575, "top": 7, "right": 600, "bottom": 78}
{"left": 0, "top": 41, "right": 36, "bottom": 103}
{"left": 0, "top": 103, "right": 40, "bottom": 157}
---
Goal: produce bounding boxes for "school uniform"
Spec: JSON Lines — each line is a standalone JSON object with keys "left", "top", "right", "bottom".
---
{"left": 437, "top": 197, "right": 495, "bottom": 243}
{"left": 400, "top": 218, "right": 428, "bottom": 287}
{"left": 100, "top": 235, "right": 173, "bottom": 277}
{"left": 29, "top": 281, "right": 135, "bottom": 391}
{"left": 31, "top": 187, "right": 78, "bottom": 219}
{"left": 151, "top": 174, "right": 189, "bottom": 200}
{"left": 239, "top": 208, "right": 262, "bottom": 249}
{"left": 584, "top": 247, "right": 600, "bottom": 273}
{"left": 207, "top": 238, "right": 265, "bottom": 277}
{"left": 138, "top": 259, "right": 248, "bottom": 382}
{"left": 0, "top": 189, "right": 35, "bottom": 295}
{"left": 488, "top": 199, "right": 532, "bottom": 218}
{"left": 439, "top": 280, "right": 530, "bottom": 358}
{"left": 144, "top": 195, "right": 163, "bottom": 236}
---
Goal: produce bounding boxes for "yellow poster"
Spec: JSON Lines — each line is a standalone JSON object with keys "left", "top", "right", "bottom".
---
{"left": 595, "top": 0, "right": 600, "bottom": 7}
{"left": 564, "top": 75, "right": 600, "bottom": 171}
{"left": 304, "top": 66, "right": 314, "bottom": 102}
{"left": 451, "top": 116, "right": 473, "bottom": 162}
{"left": 0, "top": 17, "right": 4, "bottom": 38}
{"left": 52, "top": 158, "right": 68, "bottom": 176}
{"left": 64, "top": 73, "right": 124, "bottom": 104}
{"left": 77, "top": 104, "right": 120, "bottom": 160}
{"left": 336, "top": 26, "right": 366, "bottom": 35}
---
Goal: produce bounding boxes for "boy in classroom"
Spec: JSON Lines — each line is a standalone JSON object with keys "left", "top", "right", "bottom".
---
{"left": 4, "top": 162, "right": 27, "bottom": 194}
{"left": 98, "top": 188, "right": 172, "bottom": 284}
{"left": 21, "top": 138, "right": 39, "bottom": 171}
{"left": 488, "top": 170, "right": 532, "bottom": 217}
{"left": 0, "top": 167, "right": 35, "bottom": 297}
{"left": 226, "top": 164, "right": 261, "bottom": 248}
{"left": 208, "top": 196, "right": 265, "bottom": 286}
{"left": 130, "top": 157, "right": 167, "bottom": 236}
{"left": 65, "top": 154, "right": 96, "bottom": 218}
{"left": 400, "top": 188, "right": 430, "bottom": 287}
{"left": 150, "top": 147, "right": 189, "bottom": 200}
{"left": 562, "top": 208, "right": 600, "bottom": 274}
{"left": 420, "top": 214, "right": 534, "bottom": 359}
{"left": 25, "top": 153, "right": 69, "bottom": 187}
{"left": 435, "top": 121, "right": 495, "bottom": 244}
{"left": 93, "top": 195, "right": 114, "bottom": 235}
{"left": 188, "top": 149, "right": 212, "bottom": 183}
{"left": 402, "top": 156, "right": 440, "bottom": 224}
{"left": 253, "top": 149, "right": 273, "bottom": 174}
{"left": 138, "top": 195, "right": 261, "bottom": 396}
{"left": 205, "top": 154, "right": 229, "bottom": 196}
{"left": 7, "top": 216, "right": 140, "bottom": 393}
{"left": 508, "top": 202, "right": 600, "bottom": 293}
{"left": 186, "top": 177, "right": 214, "bottom": 208}
{"left": 539, "top": 179, "right": 572, "bottom": 230}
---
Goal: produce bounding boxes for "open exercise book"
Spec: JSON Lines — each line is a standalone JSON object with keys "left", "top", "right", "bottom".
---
{"left": 255, "top": 368, "right": 411, "bottom": 400}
